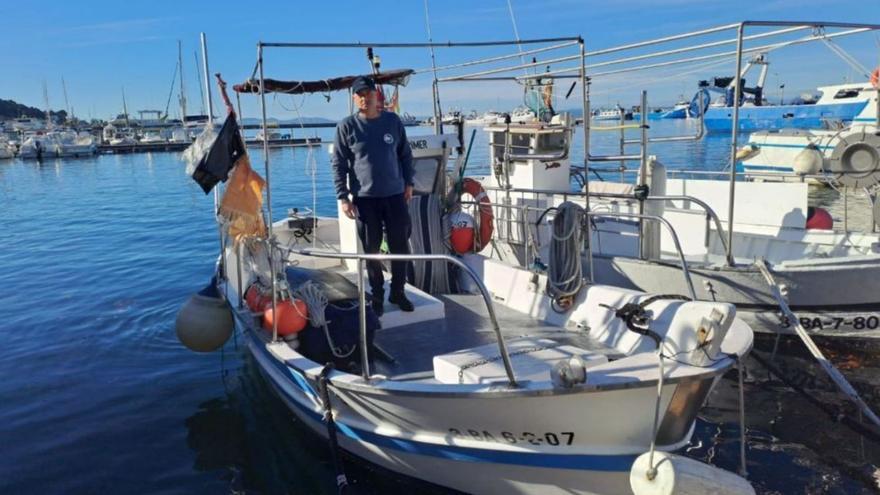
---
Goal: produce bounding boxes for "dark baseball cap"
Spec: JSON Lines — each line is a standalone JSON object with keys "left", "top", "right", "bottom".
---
{"left": 351, "top": 76, "right": 376, "bottom": 94}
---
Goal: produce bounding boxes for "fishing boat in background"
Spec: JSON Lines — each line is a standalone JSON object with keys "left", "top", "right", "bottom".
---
{"left": 696, "top": 54, "right": 873, "bottom": 132}
{"left": 740, "top": 89, "right": 879, "bottom": 180}
{"left": 592, "top": 106, "right": 629, "bottom": 121}
{"left": 657, "top": 98, "right": 691, "bottom": 119}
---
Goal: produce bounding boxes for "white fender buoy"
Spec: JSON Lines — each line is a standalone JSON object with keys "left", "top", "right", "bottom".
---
{"left": 630, "top": 452, "right": 755, "bottom": 495}
{"left": 792, "top": 144, "right": 823, "bottom": 175}
{"left": 175, "top": 282, "right": 233, "bottom": 353}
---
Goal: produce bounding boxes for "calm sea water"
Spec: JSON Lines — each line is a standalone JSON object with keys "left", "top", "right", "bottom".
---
{"left": 0, "top": 121, "right": 878, "bottom": 494}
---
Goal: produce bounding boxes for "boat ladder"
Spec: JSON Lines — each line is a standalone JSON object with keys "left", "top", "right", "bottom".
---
{"left": 754, "top": 258, "right": 880, "bottom": 428}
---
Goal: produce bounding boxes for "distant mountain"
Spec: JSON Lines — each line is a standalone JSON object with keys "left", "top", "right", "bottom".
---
{"left": 0, "top": 98, "right": 66, "bottom": 121}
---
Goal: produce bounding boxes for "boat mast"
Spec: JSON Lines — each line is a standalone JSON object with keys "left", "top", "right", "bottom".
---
{"left": 42, "top": 81, "right": 52, "bottom": 131}
{"left": 122, "top": 87, "right": 130, "bottom": 129}
{"left": 194, "top": 50, "right": 206, "bottom": 116}
{"left": 178, "top": 41, "right": 187, "bottom": 124}
{"left": 61, "top": 76, "right": 71, "bottom": 123}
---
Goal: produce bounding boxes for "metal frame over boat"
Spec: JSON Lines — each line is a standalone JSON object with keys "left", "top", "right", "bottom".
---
{"left": 193, "top": 35, "right": 759, "bottom": 494}
{"left": 472, "top": 20, "right": 880, "bottom": 340}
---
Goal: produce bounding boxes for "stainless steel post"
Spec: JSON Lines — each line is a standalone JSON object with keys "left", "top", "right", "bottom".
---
{"left": 358, "top": 259, "right": 370, "bottom": 380}
{"left": 726, "top": 24, "right": 745, "bottom": 264}
{"left": 258, "top": 43, "right": 278, "bottom": 342}
{"left": 638, "top": 90, "right": 648, "bottom": 260}
{"left": 580, "top": 39, "right": 594, "bottom": 281}
{"left": 236, "top": 242, "right": 244, "bottom": 308}
{"left": 618, "top": 106, "right": 626, "bottom": 182}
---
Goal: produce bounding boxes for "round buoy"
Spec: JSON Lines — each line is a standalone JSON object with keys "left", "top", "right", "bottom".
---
{"left": 806, "top": 206, "right": 833, "bottom": 230}
{"left": 245, "top": 283, "right": 266, "bottom": 311}
{"left": 175, "top": 284, "right": 233, "bottom": 353}
{"left": 792, "top": 144, "right": 823, "bottom": 175}
{"left": 262, "top": 299, "right": 309, "bottom": 336}
{"left": 449, "top": 211, "right": 476, "bottom": 254}
{"left": 630, "top": 452, "right": 755, "bottom": 495}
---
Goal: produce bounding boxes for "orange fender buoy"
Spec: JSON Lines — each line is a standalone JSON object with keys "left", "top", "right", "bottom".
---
{"left": 449, "top": 211, "right": 475, "bottom": 254}
{"left": 872, "top": 67, "right": 880, "bottom": 89}
{"left": 806, "top": 206, "right": 833, "bottom": 230}
{"left": 460, "top": 178, "right": 494, "bottom": 251}
{"left": 262, "top": 299, "right": 309, "bottom": 336}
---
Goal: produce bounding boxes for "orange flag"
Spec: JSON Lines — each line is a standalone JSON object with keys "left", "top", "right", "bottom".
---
{"left": 218, "top": 154, "right": 267, "bottom": 242}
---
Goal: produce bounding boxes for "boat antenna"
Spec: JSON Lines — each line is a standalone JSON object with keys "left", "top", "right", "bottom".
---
{"left": 506, "top": 0, "right": 528, "bottom": 74}
{"left": 423, "top": 0, "right": 443, "bottom": 133}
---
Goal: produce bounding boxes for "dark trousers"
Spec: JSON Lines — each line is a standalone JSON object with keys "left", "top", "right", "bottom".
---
{"left": 353, "top": 193, "right": 411, "bottom": 296}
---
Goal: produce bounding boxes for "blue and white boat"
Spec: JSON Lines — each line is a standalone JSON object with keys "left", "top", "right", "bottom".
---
{"left": 658, "top": 98, "right": 690, "bottom": 119}
{"left": 702, "top": 81, "right": 872, "bottom": 133}
{"left": 693, "top": 54, "right": 871, "bottom": 132}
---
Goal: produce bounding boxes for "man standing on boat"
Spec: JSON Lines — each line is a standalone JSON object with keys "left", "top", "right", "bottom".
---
{"left": 331, "top": 75, "right": 415, "bottom": 316}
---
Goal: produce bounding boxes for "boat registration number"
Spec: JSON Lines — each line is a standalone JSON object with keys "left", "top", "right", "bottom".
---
{"left": 448, "top": 428, "right": 574, "bottom": 446}
{"left": 778, "top": 315, "right": 880, "bottom": 331}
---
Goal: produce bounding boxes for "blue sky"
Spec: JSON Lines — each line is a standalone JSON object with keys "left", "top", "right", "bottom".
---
{"left": 1, "top": 0, "right": 878, "bottom": 121}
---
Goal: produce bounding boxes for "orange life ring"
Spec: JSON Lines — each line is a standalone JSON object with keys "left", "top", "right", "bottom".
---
{"left": 872, "top": 67, "right": 880, "bottom": 89}
{"left": 460, "top": 178, "right": 494, "bottom": 250}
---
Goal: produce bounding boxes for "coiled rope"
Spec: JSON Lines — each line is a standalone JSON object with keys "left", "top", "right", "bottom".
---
{"left": 294, "top": 281, "right": 355, "bottom": 359}
{"left": 546, "top": 202, "right": 587, "bottom": 305}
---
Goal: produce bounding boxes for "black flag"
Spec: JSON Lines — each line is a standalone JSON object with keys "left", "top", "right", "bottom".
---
{"left": 191, "top": 113, "right": 245, "bottom": 194}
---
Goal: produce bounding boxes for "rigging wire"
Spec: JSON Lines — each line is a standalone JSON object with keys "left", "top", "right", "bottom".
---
{"left": 423, "top": 0, "right": 443, "bottom": 130}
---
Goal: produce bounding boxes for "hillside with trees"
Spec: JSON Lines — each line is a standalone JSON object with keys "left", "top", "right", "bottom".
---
{"left": 0, "top": 99, "right": 66, "bottom": 121}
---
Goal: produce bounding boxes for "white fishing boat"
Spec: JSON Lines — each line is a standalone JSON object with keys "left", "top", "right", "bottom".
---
{"left": 740, "top": 88, "right": 879, "bottom": 181}
{"left": 177, "top": 38, "right": 757, "bottom": 495}
{"left": 476, "top": 22, "right": 880, "bottom": 340}
{"left": 593, "top": 107, "right": 628, "bottom": 121}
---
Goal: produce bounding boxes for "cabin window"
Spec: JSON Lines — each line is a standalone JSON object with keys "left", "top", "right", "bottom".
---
{"left": 536, "top": 133, "right": 566, "bottom": 153}
{"left": 833, "top": 89, "right": 861, "bottom": 99}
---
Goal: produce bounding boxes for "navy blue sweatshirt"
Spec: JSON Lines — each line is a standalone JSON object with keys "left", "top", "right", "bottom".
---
{"left": 331, "top": 111, "right": 414, "bottom": 200}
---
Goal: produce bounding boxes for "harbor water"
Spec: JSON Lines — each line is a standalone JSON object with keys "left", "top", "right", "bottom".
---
{"left": 1, "top": 120, "right": 878, "bottom": 494}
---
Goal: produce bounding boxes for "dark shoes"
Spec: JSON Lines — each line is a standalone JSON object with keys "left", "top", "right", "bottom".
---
{"left": 389, "top": 291, "right": 414, "bottom": 312}
{"left": 369, "top": 293, "right": 385, "bottom": 317}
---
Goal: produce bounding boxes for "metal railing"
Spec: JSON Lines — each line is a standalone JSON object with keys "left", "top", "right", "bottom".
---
{"left": 589, "top": 192, "right": 733, "bottom": 266}
{"left": 283, "top": 248, "right": 519, "bottom": 387}
{"left": 462, "top": 198, "right": 699, "bottom": 300}
{"left": 476, "top": 184, "right": 733, "bottom": 266}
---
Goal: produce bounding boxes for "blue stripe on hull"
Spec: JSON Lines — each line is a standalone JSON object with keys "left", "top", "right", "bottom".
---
{"left": 245, "top": 328, "right": 637, "bottom": 472}
{"left": 704, "top": 101, "right": 868, "bottom": 132}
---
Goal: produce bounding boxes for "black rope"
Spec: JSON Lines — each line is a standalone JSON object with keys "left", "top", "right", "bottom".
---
{"left": 317, "top": 364, "right": 351, "bottom": 494}
{"left": 601, "top": 294, "right": 691, "bottom": 349}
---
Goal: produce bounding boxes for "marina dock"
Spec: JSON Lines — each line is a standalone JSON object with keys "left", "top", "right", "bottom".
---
{"left": 97, "top": 136, "right": 322, "bottom": 154}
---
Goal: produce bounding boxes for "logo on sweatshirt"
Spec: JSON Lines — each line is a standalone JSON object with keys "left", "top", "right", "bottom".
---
{"left": 383, "top": 133, "right": 394, "bottom": 144}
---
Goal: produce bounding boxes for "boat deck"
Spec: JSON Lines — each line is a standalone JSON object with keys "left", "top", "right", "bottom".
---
{"left": 371, "top": 293, "right": 622, "bottom": 379}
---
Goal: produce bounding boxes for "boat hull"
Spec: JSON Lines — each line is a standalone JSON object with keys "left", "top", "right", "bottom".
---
{"left": 242, "top": 322, "right": 721, "bottom": 495}
{"left": 704, "top": 100, "right": 868, "bottom": 133}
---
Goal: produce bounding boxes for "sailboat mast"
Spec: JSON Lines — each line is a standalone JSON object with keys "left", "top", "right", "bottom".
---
{"left": 122, "top": 87, "right": 130, "bottom": 129}
{"left": 61, "top": 76, "right": 71, "bottom": 123}
{"left": 193, "top": 51, "right": 206, "bottom": 116}
{"left": 43, "top": 81, "right": 52, "bottom": 131}
{"left": 178, "top": 40, "right": 187, "bottom": 124}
